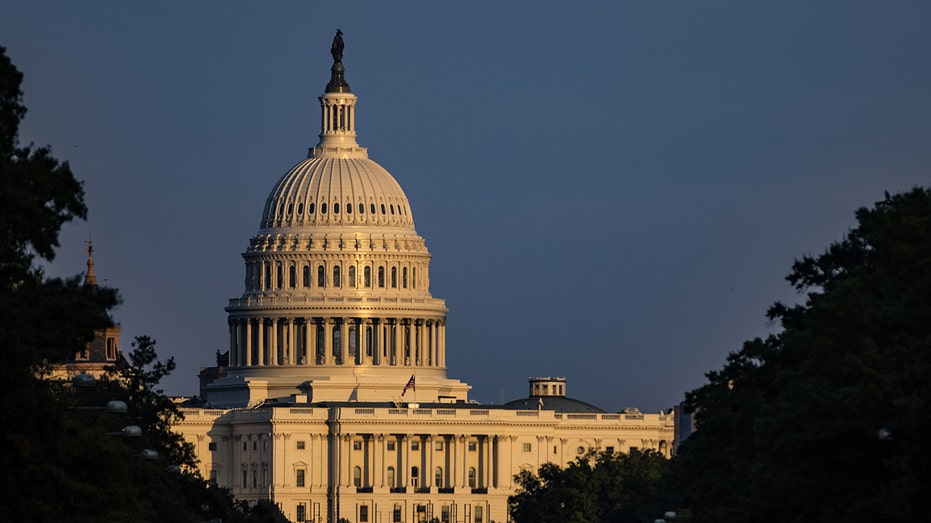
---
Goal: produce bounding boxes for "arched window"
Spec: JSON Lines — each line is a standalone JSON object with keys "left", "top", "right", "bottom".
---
{"left": 353, "top": 466, "right": 362, "bottom": 487}
{"left": 302, "top": 265, "right": 310, "bottom": 288}
{"left": 106, "top": 338, "right": 117, "bottom": 360}
{"left": 333, "top": 265, "right": 341, "bottom": 287}
{"left": 435, "top": 467, "right": 443, "bottom": 488}
{"left": 276, "top": 264, "right": 283, "bottom": 289}
{"left": 264, "top": 264, "right": 270, "bottom": 290}
{"left": 364, "top": 266, "right": 372, "bottom": 288}
{"left": 289, "top": 265, "right": 296, "bottom": 288}
{"left": 348, "top": 266, "right": 356, "bottom": 288}
{"left": 366, "top": 326, "right": 373, "bottom": 357}
{"left": 386, "top": 467, "right": 395, "bottom": 488}
{"left": 333, "top": 327, "right": 341, "bottom": 363}
{"left": 412, "top": 267, "right": 417, "bottom": 289}
{"left": 411, "top": 466, "right": 419, "bottom": 488}
{"left": 378, "top": 267, "right": 385, "bottom": 288}
{"left": 317, "top": 265, "right": 325, "bottom": 287}
{"left": 468, "top": 467, "right": 476, "bottom": 488}
{"left": 391, "top": 267, "right": 397, "bottom": 288}
{"left": 402, "top": 267, "right": 408, "bottom": 288}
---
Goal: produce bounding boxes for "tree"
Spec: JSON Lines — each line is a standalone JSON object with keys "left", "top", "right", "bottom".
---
{"left": 671, "top": 188, "right": 931, "bottom": 522}
{"left": 508, "top": 449, "right": 669, "bottom": 523}
{"left": 0, "top": 46, "right": 276, "bottom": 523}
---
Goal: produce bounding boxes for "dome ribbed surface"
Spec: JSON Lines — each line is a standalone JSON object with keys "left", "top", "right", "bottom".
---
{"left": 260, "top": 157, "right": 415, "bottom": 230}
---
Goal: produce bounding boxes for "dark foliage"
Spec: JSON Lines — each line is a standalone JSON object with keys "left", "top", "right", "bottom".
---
{"left": 671, "top": 188, "right": 931, "bottom": 522}
{"left": 509, "top": 449, "right": 670, "bottom": 523}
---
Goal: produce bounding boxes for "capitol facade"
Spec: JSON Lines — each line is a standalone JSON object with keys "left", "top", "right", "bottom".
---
{"left": 175, "top": 33, "right": 675, "bottom": 523}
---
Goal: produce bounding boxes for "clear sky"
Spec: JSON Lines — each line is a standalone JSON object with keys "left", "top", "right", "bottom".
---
{"left": 3, "top": 2, "right": 929, "bottom": 412}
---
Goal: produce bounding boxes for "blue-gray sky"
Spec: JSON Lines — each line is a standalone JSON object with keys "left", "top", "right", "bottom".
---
{"left": 3, "top": 2, "right": 929, "bottom": 412}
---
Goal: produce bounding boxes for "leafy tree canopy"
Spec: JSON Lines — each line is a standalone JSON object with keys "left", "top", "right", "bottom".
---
{"left": 508, "top": 449, "right": 670, "bottom": 523}
{"left": 672, "top": 187, "right": 931, "bottom": 522}
{"left": 0, "top": 45, "right": 284, "bottom": 522}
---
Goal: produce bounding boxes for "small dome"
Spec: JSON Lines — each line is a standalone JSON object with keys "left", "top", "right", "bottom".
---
{"left": 501, "top": 396, "right": 605, "bottom": 413}
{"left": 260, "top": 156, "right": 415, "bottom": 231}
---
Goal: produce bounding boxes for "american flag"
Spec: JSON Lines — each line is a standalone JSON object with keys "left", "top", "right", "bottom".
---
{"left": 401, "top": 375, "right": 415, "bottom": 397}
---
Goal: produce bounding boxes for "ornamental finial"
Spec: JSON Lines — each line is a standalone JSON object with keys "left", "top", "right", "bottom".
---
{"left": 326, "top": 29, "right": 351, "bottom": 93}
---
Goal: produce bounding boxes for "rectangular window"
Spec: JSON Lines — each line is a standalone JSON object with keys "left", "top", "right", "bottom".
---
{"left": 296, "top": 440, "right": 305, "bottom": 450}
{"left": 208, "top": 442, "right": 217, "bottom": 451}
{"left": 435, "top": 441, "right": 443, "bottom": 451}
{"left": 359, "top": 505, "right": 369, "bottom": 522}
{"left": 475, "top": 505, "right": 483, "bottom": 523}
{"left": 387, "top": 441, "right": 396, "bottom": 451}
{"left": 411, "top": 441, "right": 420, "bottom": 451}
{"left": 393, "top": 504, "right": 402, "bottom": 523}
{"left": 296, "top": 503, "right": 307, "bottom": 522}
{"left": 522, "top": 443, "right": 532, "bottom": 452}
{"left": 468, "top": 441, "right": 476, "bottom": 452}
{"left": 605, "top": 446, "right": 615, "bottom": 454}
{"left": 441, "top": 505, "right": 450, "bottom": 523}
{"left": 263, "top": 440, "right": 268, "bottom": 451}
{"left": 296, "top": 469, "right": 305, "bottom": 487}
{"left": 353, "top": 440, "right": 362, "bottom": 451}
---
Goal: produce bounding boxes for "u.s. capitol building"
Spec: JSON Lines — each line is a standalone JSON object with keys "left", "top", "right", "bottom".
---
{"left": 175, "top": 32, "right": 675, "bottom": 523}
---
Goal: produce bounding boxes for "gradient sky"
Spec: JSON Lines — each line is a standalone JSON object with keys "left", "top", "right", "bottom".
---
{"left": 3, "top": 2, "right": 929, "bottom": 412}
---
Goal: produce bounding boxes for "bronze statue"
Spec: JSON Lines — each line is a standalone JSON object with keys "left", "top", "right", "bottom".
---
{"left": 331, "top": 29, "right": 344, "bottom": 63}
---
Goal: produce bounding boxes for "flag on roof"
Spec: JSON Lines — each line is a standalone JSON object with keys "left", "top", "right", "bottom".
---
{"left": 402, "top": 375, "right": 415, "bottom": 397}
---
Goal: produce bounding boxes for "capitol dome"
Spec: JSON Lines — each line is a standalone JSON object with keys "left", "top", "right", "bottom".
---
{"left": 207, "top": 34, "right": 471, "bottom": 408}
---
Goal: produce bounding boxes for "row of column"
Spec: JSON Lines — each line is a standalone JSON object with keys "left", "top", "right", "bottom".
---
{"left": 334, "top": 433, "right": 502, "bottom": 492}
{"left": 228, "top": 317, "right": 446, "bottom": 369}
{"left": 322, "top": 97, "right": 355, "bottom": 134}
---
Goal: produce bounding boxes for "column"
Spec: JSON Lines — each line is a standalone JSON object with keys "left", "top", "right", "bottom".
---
{"left": 245, "top": 319, "right": 253, "bottom": 366}
{"left": 288, "top": 318, "right": 296, "bottom": 365}
{"left": 439, "top": 321, "right": 446, "bottom": 367}
{"left": 483, "top": 436, "right": 491, "bottom": 488}
{"left": 229, "top": 321, "right": 237, "bottom": 366}
{"left": 339, "top": 318, "right": 348, "bottom": 365}
{"left": 493, "top": 436, "right": 500, "bottom": 489}
{"left": 394, "top": 320, "right": 403, "bottom": 366}
{"left": 425, "top": 435, "right": 434, "bottom": 490}
{"left": 401, "top": 435, "right": 410, "bottom": 488}
{"left": 460, "top": 435, "right": 468, "bottom": 488}
{"left": 324, "top": 319, "right": 333, "bottom": 365}
{"left": 345, "top": 434, "right": 353, "bottom": 488}
{"left": 374, "top": 434, "right": 383, "bottom": 488}
{"left": 269, "top": 318, "right": 278, "bottom": 366}
{"left": 450, "top": 435, "right": 458, "bottom": 489}
{"left": 257, "top": 319, "right": 265, "bottom": 366}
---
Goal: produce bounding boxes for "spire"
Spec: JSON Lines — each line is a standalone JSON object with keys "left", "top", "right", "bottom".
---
{"left": 83, "top": 241, "right": 98, "bottom": 288}
{"left": 325, "top": 29, "right": 351, "bottom": 93}
{"left": 311, "top": 30, "right": 367, "bottom": 159}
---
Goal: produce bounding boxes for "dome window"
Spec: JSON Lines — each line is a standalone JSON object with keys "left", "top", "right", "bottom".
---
{"left": 287, "top": 203, "right": 294, "bottom": 215}
{"left": 317, "top": 265, "right": 325, "bottom": 287}
{"left": 378, "top": 267, "right": 385, "bottom": 288}
{"left": 402, "top": 267, "right": 408, "bottom": 288}
{"left": 380, "top": 204, "right": 386, "bottom": 215}
{"left": 348, "top": 266, "right": 356, "bottom": 287}
{"left": 359, "top": 203, "right": 365, "bottom": 214}
{"left": 346, "top": 202, "right": 351, "bottom": 214}
{"left": 334, "top": 203, "right": 340, "bottom": 214}
{"left": 309, "top": 203, "right": 315, "bottom": 214}
{"left": 412, "top": 267, "right": 417, "bottom": 289}
{"left": 321, "top": 203, "right": 328, "bottom": 214}
{"left": 289, "top": 265, "right": 296, "bottom": 288}
{"left": 371, "top": 203, "right": 376, "bottom": 214}
{"left": 302, "top": 265, "right": 310, "bottom": 287}
{"left": 391, "top": 267, "right": 397, "bottom": 288}
{"left": 333, "top": 265, "right": 341, "bottom": 287}
{"left": 364, "top": 266, "right": 372, "bottom": 287}
{"left": 390, "top": 204, "right": 395, "bottom": 215}
{"left": 297, "top": 203, "right": 304, "bottom": 215}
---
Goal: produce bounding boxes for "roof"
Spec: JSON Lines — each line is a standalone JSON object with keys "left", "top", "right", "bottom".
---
{"left": 501, "top": 396, "right": 605, "bottom": 413}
